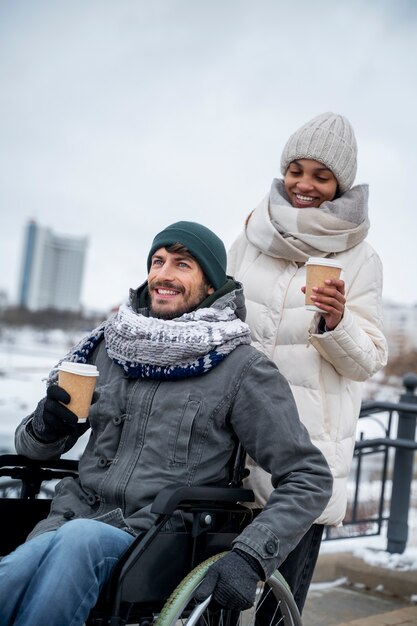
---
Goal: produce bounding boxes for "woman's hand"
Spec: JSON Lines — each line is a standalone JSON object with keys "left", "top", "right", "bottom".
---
{"left": 302, "top": 278, "right": 346, "bottom": 330}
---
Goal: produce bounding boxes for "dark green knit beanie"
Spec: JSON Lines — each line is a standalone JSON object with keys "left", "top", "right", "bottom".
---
{"left": 147, "top": 221, "right": 227, "bottom": 289}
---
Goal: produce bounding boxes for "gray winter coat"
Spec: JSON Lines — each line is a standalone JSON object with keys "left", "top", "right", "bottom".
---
{"left": 15, "top": 283, "right": 332, "bottom": 578}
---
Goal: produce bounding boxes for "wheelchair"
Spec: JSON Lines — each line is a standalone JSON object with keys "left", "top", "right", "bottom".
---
{"left": 0, "top": 450, "right": 302, "bottom": 626}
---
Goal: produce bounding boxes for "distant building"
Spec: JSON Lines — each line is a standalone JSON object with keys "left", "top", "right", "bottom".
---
{"left": 383, "top": 301, "right": 417, "bottom": 357}
{"left": 0, "top": 289, "right": 7, "bottom": 310}
{"left": 18, "top": 220, "right": 88, "bottom": 312}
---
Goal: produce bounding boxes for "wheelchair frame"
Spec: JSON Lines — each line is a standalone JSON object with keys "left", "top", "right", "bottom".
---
{"left": 0, "top": 452, "right": 302, "bottom": 626}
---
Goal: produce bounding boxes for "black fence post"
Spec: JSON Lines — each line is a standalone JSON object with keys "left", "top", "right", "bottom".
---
{"left": 386, "top": 372, "right": 417, "bottom": 553}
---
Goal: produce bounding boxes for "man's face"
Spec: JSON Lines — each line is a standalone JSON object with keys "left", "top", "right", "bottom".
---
{"left": 148, "top": 247, "right": 214, "bottom": 319}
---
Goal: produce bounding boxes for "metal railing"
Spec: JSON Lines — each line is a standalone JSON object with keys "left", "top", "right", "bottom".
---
{"left": 324, "top": 373, "right": 417, "bottom": 553}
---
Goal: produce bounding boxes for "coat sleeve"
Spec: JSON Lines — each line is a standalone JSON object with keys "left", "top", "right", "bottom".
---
{"left": 308, "top": 248, "right": 388, "bottom": 381}
{"left": 15, "top": 413, "right": 79, "bottom": 460}
{"left": 229, "top": 352, "right": 333, "bottom": 578}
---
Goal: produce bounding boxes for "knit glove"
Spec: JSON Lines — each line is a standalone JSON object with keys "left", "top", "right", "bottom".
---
{"left": 30, "top": 385, "right": 79, "bottom": 442}
{"left": 194, "top": 549, "right": 263, "bottom": 611}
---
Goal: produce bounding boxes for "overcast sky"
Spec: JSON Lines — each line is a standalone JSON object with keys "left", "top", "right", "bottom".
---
{"left": 1, "top": 0, "right": 416, "bottom": 313}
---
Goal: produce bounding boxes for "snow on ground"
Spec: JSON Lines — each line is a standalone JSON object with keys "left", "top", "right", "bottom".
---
{"left": 321, "top": 517, "right": 417, "bottom": 569}
{"left": 0, "top": 327, "right": 90, "bottom": 456}
{"left": 1, "top": 326, "right": 416, "bottom": 570}
{"left": 356, "top": 546, "right": 417, "bottom": 571}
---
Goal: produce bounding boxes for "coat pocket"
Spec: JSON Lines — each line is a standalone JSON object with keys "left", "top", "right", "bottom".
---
{"left": 172, "top": 398, "right": 201, "bottom": 464}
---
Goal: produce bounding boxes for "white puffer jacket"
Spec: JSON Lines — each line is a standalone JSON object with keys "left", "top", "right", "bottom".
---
{"left": 228, "top": 235, "right": 388, "bottom": 526}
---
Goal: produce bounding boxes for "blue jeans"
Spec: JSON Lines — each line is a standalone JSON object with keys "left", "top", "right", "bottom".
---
{"left": 0, "top": 519, "right": 134, "bottom": 626}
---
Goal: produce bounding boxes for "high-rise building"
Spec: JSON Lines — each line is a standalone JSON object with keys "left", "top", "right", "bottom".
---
{"left": 18, "top": 220, "right": 88, "bottom": 312}
{"left": 383, "top": 301, "right": 417, "bottom": 357}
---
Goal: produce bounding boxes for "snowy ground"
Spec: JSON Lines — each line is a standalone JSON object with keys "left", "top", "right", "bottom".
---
{"left": 321, "top": 515, "right": 417, "bottom": 565}
{"left": 0, "top": 327, "right": 89, "bottom": 457}
{"left": 1, "top": 326, "right": 416, "bottom": 573}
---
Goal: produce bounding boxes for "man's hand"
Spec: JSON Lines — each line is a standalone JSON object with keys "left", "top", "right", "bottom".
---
{"left": 31, "top": 385, "right": 79, "bottom": 442}
{"left": 194, "top": 550, "right": 262, "bottom": 610}
{"left": 302, "top": 278, "right": 346, "bottom": 330}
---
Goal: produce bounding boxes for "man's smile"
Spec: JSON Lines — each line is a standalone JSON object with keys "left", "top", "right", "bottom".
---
{"left": 155, "top": 288, "right": 180, "bottom": 296}
{"left": 151, "top": 282, "right": 184, "bottom": 300}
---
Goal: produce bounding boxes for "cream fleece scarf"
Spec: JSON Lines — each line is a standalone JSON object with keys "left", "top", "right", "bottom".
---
{"left": 246, "top": 179, "right": 370, "bottom": 262}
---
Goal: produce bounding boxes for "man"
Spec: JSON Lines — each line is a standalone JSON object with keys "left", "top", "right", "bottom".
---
{"left": 0, "top": 221, "right": 332, "bottom": 626}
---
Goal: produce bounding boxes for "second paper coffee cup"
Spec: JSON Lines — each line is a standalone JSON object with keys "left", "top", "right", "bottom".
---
{"left": 305, "top": 257, "right": 343, "bottom": 312}
{"left": 58, "top": 362, "right": 99, "bottom": 421}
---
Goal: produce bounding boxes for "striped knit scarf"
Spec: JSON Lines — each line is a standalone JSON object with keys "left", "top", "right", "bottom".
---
{"left": 48, "top": 303, "right": 251, "bottom": 382}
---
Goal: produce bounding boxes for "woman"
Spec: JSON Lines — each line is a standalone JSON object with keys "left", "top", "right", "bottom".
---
{"left": 227, "top": 112, "right": 388, "bottom": 612}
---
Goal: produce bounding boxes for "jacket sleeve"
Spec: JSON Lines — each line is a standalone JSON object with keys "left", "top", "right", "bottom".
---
{"left": 229, "top": 352, "right": 333, "bottom": 578}
{"left": 15, "top": 412, "right": 79, "bottom": 460}
{"left": 308, "top": 249, "right": 388, "bottom": 381}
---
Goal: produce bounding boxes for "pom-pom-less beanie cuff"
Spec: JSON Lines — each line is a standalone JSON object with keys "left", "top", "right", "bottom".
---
{"left": 147, "top": 221, "right": 228, "bottom": 289}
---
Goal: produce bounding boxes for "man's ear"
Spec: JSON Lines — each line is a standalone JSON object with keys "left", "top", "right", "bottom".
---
{"left": 207, "top": 284, "right": 215, "bottom": 295}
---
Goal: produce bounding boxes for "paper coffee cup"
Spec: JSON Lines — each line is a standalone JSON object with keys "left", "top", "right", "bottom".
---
{"left": 58, "top": 362, "right": 99, "bottom": 421}
{"left": 304, "top": 257, "right": 343, "bottom": 312}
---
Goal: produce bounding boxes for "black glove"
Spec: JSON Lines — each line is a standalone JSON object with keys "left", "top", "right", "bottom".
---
{"left": 30, "top": 385, "right": 79, "bottom": 442}
{"left": 194, "top": 549, "right": 263, "bottom": 611}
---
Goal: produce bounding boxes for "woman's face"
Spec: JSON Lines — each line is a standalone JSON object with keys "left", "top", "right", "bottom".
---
{"left": 284, "top": 159, "right": 338, "bottom": 208}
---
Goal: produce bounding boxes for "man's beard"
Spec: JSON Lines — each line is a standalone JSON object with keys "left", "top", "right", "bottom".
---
{"left": 149, "top": 282, "right": 211, "bottom": 320}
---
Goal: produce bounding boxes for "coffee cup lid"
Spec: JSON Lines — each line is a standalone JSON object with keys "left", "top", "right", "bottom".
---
{"left": 58, "top": 361, "right": 99, "bottom": 377}
{"left": 305, "top": 257, "right": 343, "bottom": 269}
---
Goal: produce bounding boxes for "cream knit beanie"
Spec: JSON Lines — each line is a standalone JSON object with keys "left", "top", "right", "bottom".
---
{"left": 280, "top": 112, "right": 357, "bottom": 193}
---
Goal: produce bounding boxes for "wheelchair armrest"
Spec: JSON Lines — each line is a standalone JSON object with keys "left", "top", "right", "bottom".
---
{"left": 0, "top": 454, "right": 79, "bottom": 499}
{"left": 150, "top": 483, "right": 255, "bottom": 515}
{"left": 0, "top": 454, "right": 79, "bottom": 473}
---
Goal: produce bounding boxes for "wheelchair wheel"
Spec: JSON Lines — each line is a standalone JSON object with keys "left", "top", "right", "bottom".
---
{"left": 155, "top": 552, "right": 302, "bottom": 626}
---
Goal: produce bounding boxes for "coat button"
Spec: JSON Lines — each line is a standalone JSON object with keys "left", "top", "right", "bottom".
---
{"left": 98, "top": 456, "right": 108, "bottom": 468}
{"left": 265, "top": 540, "right": 277, "bottom": 555}
{"left": 63, "top": 510, "right": 75, "bottom": 519}
{"left": 112, "top": 415, "right": 122, "bottom": 426}
{"left": 87, "top": 494, "right": 99, "bottom": 506}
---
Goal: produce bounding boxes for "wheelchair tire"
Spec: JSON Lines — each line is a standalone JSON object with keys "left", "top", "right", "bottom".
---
{"left": 155, "top": 552, "right": 302, "bottom": 626}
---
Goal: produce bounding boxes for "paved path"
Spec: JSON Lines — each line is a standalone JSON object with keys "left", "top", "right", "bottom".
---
{"left": 336, "top": 606, "right": 417, "bottom": 625}
{"left": 303, "top": 552, "right": 417, "bottom": 626}
{"left": 304, "top": 584, "right": 416, "bottom": 626}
